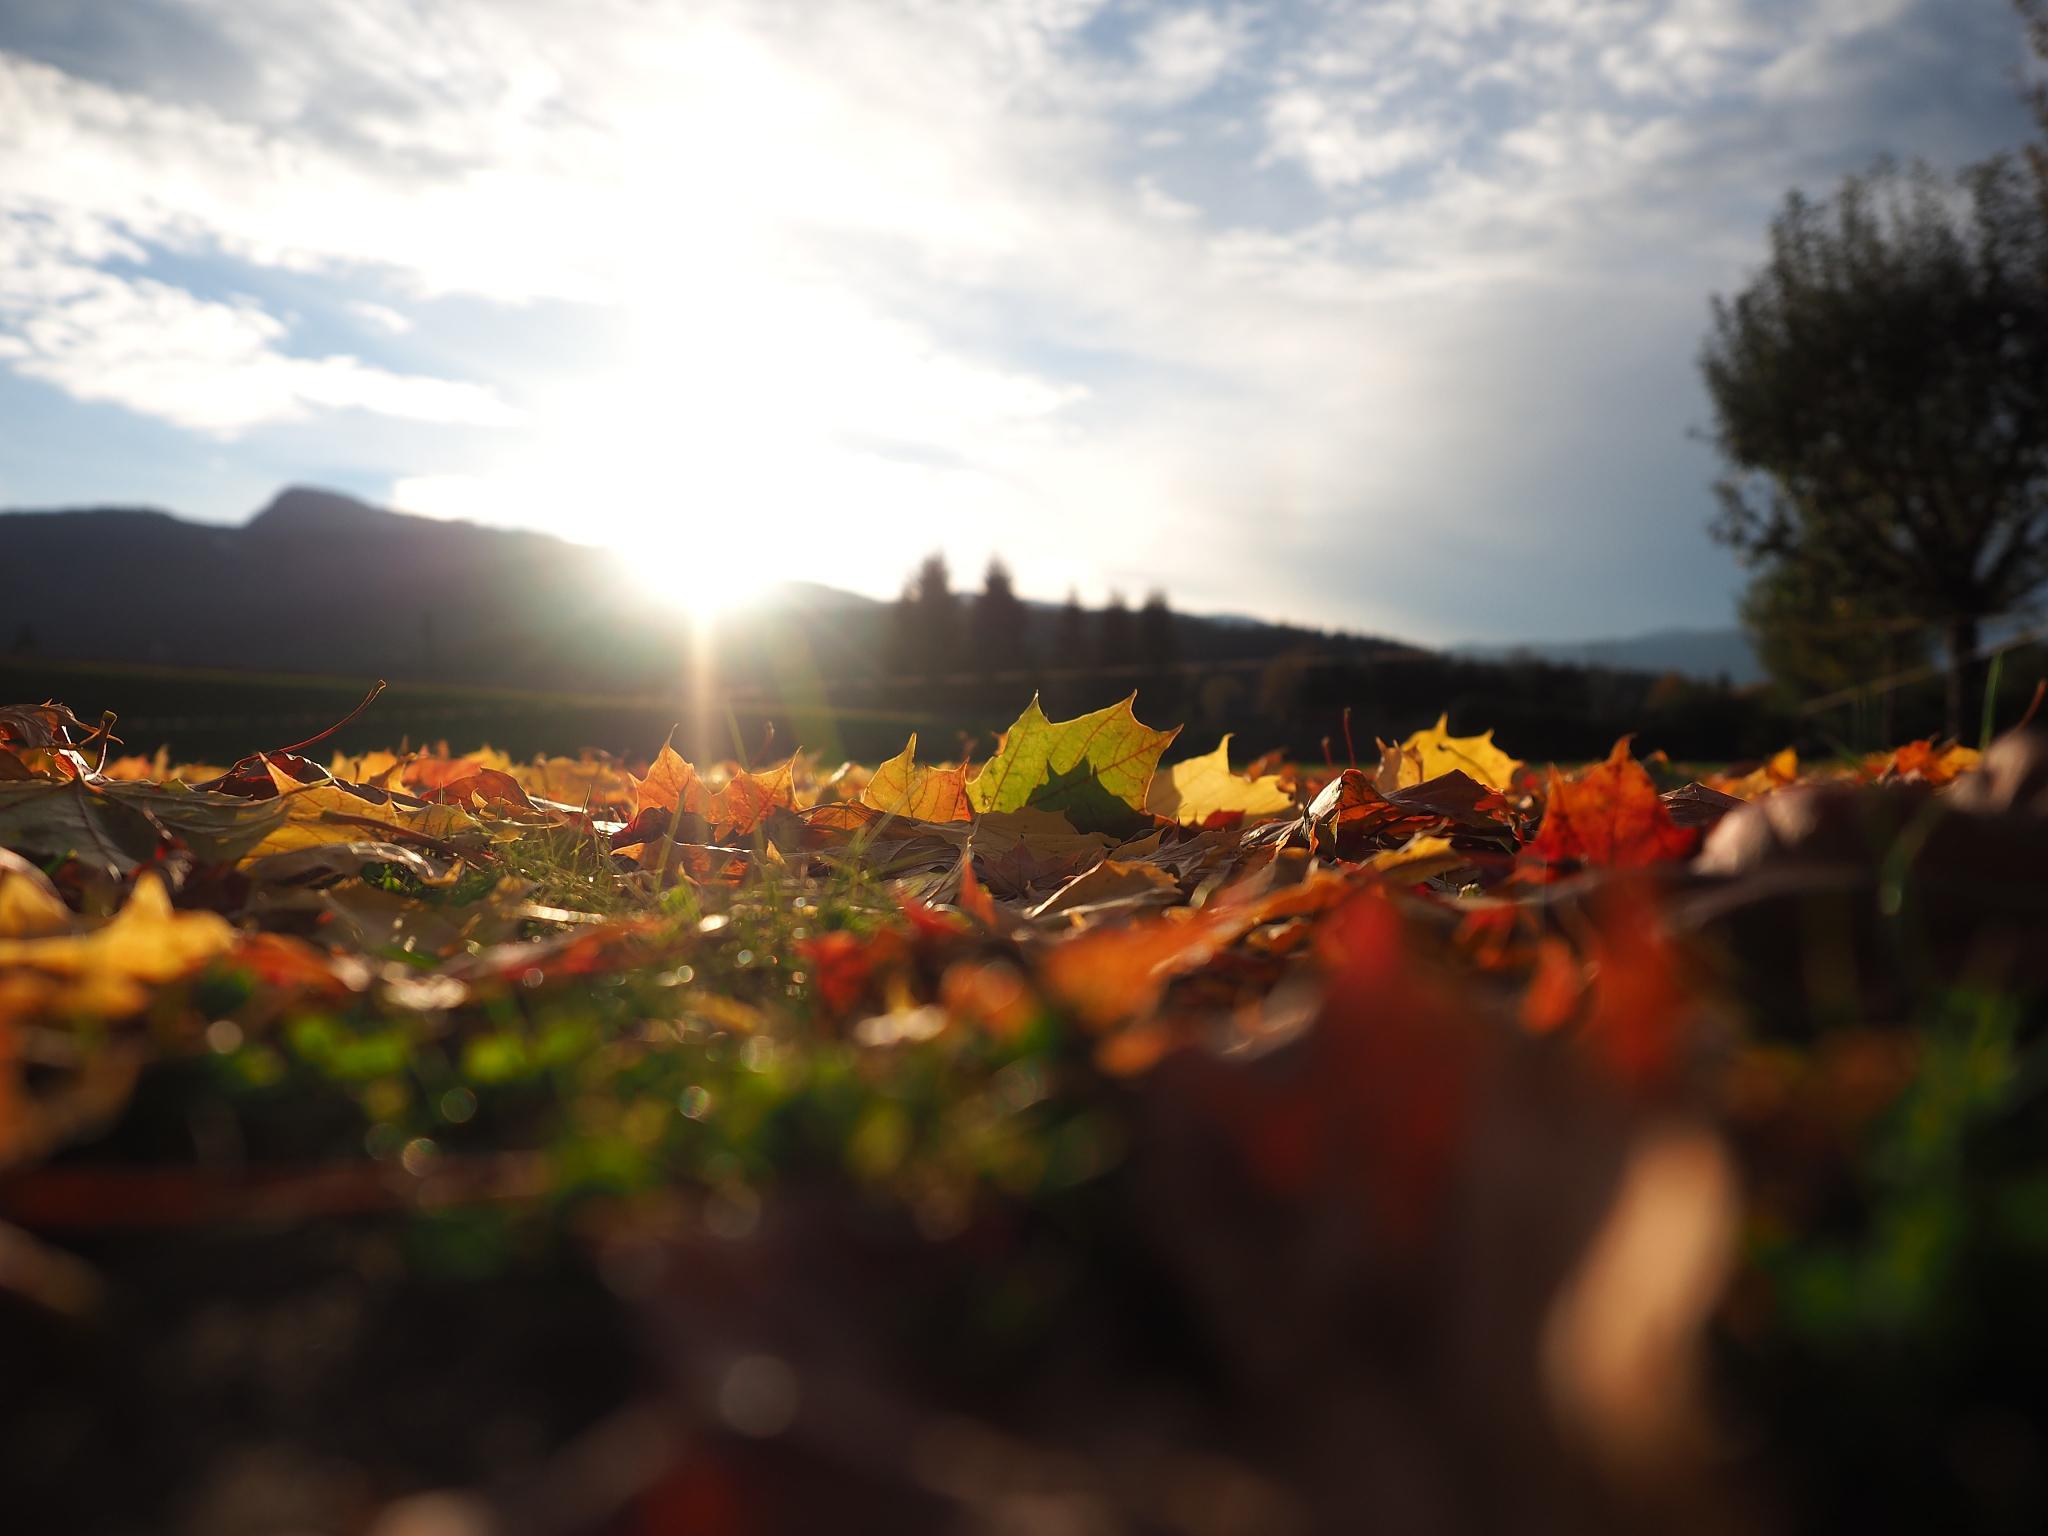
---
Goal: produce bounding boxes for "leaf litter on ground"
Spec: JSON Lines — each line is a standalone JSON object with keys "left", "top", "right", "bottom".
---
{"left": 2, "top": 687, "right": 2047, "bottom": 1533}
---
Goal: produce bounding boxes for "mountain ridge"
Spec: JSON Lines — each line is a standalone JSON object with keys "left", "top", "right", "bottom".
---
{"left": 3, "top": 486, "right": 1747, "bottom": 686}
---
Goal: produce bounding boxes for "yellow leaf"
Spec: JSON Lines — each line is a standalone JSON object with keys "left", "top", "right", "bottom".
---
{"left": 863, "top": 734, "right": 973, "bottom": 823}
{"left": 0, "top": 851, "right": 69, "bottom": 937}
{"left": 0, "top": 873, "right": 234, "bottom": 1018}
{"left": 245, "top": 781, "right": 482, "bottom": 859}
{"left": 1397, "top": 715, "right": 1523, "bottom": 792}
{"left": 1703, "top": 748, "right": 1799, "bottom": 800}
{"left": 1365, "top": 834, "right": 1469, "bottom": 882}
{"left": 967, "top": 694, "right": 1179, "bottom": 835}
{"left": 1145, "top": 735, "right": 1293, "bottom": 824}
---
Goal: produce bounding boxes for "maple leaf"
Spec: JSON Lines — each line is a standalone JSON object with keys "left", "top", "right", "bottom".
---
{"left": 0, "top": 872, "right": 234, "bottom": 1019}
{"left": 415, "top": 767, "right": 540, "bottom": 814}
{"left": 1394, "top": 714, "right": 1524, "bottom": 792}
{"left": 1866, "top": 739, "right": 1980, "bottom": 785}
{"left": 862, "top": 734, "right": 973, "bottom": 823}
{"left": 966, "top": 694, "right": 1178, "bottom": 835}
{"left": 1145, "top": 735, "right": 1293, "bottom": 825}
{"left": 513, "top": 754, "right": 637, "bottom": 811}
{"left": 243, "top": 767, "right": 488, "bottom": 861}
{"left": 1258, "top": 767, "right": 1515, "bottom": 864}
{"left": 0, "top": 849, "right": 69, "bottom": 937}
{"left": 1704, "top": 747, "right": 1799, "bottom": 800}
{"left": 633, "top": 743, "right": 709, "bottom": 823}
{"left": 706, "top": 760, "right": 798, "bottom": 837}
{"left": 630, "top": 745, "right": 797, "bottom": 840}
{"left": 1524, "top": 740, "right": 1699, "bottom": 869}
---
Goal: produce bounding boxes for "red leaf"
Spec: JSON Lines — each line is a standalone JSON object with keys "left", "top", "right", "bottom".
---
{"left": 1525, "top": 739, "right": 1698, "bottom": 870}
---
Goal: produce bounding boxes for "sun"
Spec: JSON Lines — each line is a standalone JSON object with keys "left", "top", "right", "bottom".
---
{"left": 609, "top": 533, "right": 774, "bottom": 622}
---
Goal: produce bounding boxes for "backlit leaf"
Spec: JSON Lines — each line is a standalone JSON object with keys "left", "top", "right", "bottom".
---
{"left": 0, "top": 873, "right": 234, "bottom": 1019}
{"left": 1396, "top": 715, "right": 1524, "bottom": 793}
{"left": 1145, "top": 735, "right": 1293, "bottom": 825}
{"left": 862, "top": 734, "right": 973, "bottom": 823}
{"left": 966, "top": 694, "right": 1178, "bottom": 835}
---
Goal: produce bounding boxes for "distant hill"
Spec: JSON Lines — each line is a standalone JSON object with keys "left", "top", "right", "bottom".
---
{"left": 0, "top": 486, "right": 1413, "bottom": 695}
{"left": 4, "top": 487, "right": 1807, "bottom": 763}
{"left": 1452, "top": 627, "right": 1763, "bottom": 687}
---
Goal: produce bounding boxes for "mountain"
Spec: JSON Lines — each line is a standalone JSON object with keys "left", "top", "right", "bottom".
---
{"left": 1452, "top": 627, "right": 1763, "bottom": 687}
{"left": 4, "top": 488, "right": 1796, "bottom": 765}
{"left": 0, "top": 487, "right": 1408, "bottom": 694}
{"left": 0, "top": 487, "right": 676, "bottom": 686}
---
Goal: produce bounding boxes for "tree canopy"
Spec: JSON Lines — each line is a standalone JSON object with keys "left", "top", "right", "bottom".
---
{"left": 1701, "top": 154, "right": 2048, "bottom": 735}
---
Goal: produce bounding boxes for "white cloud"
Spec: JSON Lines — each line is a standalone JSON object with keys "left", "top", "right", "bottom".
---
{"left": 349, "top": 300, "right": 413, "bottom": 335}
{"left": 1130, "top": 8, "right": 1247, "bottom": 104}
{"left": 1263, "top": 87, "right": 1447, "bottom": 188}
{"left": 0, "top": 214, "right": 517, "bottom": 433}
{"left": 0, "top": 0, "right": 2031, "bottom": 637}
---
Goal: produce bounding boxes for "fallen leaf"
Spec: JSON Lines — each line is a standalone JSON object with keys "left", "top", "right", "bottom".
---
{"left": 1703, "top": 747, "right": 1799, "bottom": 800}
{"left": 0, "top": 850, "right": 69, "bottom": 937}
{"left": 1867, "top": 738, "right": 1980, "bottom": 785}
{"left": 1028, "top": 858, "right": 1183, "bottom": 920}
{"left": 1524, "top": 740, "right": 1699, "bottom": 870}
{"left": 1039, "top": 910, "right": 1229, "bottom": 1030}
{"left": 0, "top": 873, "right": 234, "bottom": 1019}
{"left": 633, "top": 743, "right": 710, "bottom": 823}
{"left": 1365, "top": 834, "right": 1468, "bottom": 881}
{"left": 863, "top": 734, "right": 973, "bottom": 823}
{"left": 1146, "top": 735, "right": 1293, "bottom": 825}
{"left": 244, "top": 773, "right": 486, "bottom": 861}
{"left": 631, "top": 746, "right": 796, "bottom": 839}
{"left": 967, "top": 694, "right": 1178, "bottom": 835}
{"left": 1395, "top": 714, "right": 1524, "bottom": 792}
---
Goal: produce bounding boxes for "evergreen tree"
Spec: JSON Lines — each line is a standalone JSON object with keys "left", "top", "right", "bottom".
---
{"left": 970, "top": 558, "right": 1029, "bottom": 672}
{"left": 1054, "top": 590, "right": 1089, "bottom": 671}
{"left": 1095, "top": 590, "right": 1136, "bottom": 670}
{"left": 1139, "top": 590, "right": 1177, "bottom": 670}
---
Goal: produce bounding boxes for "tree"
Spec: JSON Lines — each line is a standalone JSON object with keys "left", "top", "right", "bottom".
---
{"left": 2024, "top": 2, "right": 2048, "bottom": 211}
{"left": 1739, "top": 562, "right": 1925, "bottom": 739}
{"left": 1139, "top": 590, "right": 1177, "bottom": 670}
{"left": 1701, "top": 155, "right": 2048, "bottom": 736}
{"left": 970, "top": 559, "right": 1029, "bottom": 672}
{"left": 1095, "top": 591, "right": 1136, "bottom": 670}
{"left": 892, "top": 553, "right": 958, "bottom": 680}
{"left": 1053, "top": 591, "right": 1088, "bottom": 671}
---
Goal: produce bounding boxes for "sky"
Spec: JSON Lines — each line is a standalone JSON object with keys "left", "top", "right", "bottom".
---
{"left": 0, "top": 0, "right": 2037, "bottom": 644}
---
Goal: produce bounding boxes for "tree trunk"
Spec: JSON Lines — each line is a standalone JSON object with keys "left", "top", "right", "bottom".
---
{"left": 1945, "top": 615, "right": 1983, "bottom": 743}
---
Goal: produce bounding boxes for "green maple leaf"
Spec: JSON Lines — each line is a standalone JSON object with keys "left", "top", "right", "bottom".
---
{"left": 966, "top": 694, "right": 1178, "bottom": 835}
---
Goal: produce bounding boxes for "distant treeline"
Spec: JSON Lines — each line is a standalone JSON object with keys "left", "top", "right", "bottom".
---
{"left": 692, "top": 554, "right": 1807, "bottom": 766}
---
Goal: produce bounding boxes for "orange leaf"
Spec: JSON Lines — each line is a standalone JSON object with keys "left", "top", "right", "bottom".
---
{"left": 1577, "top": 877, "right": 1695, "bottom": 1094}
{"left": 708, "top": 759, "right": 797, "bottom": 837}
{"left": 1039, "top": 911, "right": 1229, "bottom": 1031}
{"left": 633, "top": 743, "right": 709, "bottom": 821}
{"left": 862, "top": 734, "right": 972, "bottom": 823}
{"left": 1520, "top": 935, "right": 1583, "bottom": 1033}
{"left": 629, "top": 747, "right": 794, "bottom": 839}
{"left": 1525, "top": 739, "right": 1698, "bottom": 869}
